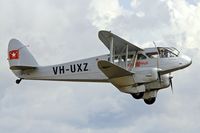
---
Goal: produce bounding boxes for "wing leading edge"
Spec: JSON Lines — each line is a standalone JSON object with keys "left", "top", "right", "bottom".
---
{"left": 98, "top": 30, "right": 143, "bottom": 54}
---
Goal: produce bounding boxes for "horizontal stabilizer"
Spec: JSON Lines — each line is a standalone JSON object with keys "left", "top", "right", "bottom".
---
{"left": 10, "top": 65, "right": 37, "bottom": 70}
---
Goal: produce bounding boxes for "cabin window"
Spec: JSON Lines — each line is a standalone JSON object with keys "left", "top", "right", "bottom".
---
{"left": 146, "top": 52, "right": 159, "bottom": 58}
{"left": 137, "top": 54, "right": 147, "bottom": 60}
{"left": 121, "top": 54, "right": 134, "bottom": 62}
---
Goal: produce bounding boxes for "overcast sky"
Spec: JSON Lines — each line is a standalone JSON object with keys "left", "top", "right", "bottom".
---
{"left": 0, "top": 0, "right": 200, "bottom": 133}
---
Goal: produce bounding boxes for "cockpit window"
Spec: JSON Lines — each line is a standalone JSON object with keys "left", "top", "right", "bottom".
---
{"left": 158, "top": 47, "right": 179, "bottom": 58}
{"left": 137, "top": 54, "right": 147, "bottom": 60}
{"left": 167, "top": 47, "right": 180, "bottom": 56}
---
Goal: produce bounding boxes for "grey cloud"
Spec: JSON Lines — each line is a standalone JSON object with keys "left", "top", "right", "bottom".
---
{"left": 105, "top": 0, "right": 172, "bottom": 44}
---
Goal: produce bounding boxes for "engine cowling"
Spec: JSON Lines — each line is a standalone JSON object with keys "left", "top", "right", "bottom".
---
{"left": 120, "top": 68, "right": 161, "bottom": 94}
{"left": 133, "top": 68, "right": 158, "bottom": 83}
{"left": 145, "top": 74, "right": 170, "bottom": 90}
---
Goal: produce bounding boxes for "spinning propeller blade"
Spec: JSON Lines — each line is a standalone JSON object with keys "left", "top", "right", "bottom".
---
{"left": 169, "top": 74, "right": 173, "bottom": 93}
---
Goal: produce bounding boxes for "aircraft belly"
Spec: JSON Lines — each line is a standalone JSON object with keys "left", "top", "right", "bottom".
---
{"left": 22, "top": 69, "right": 108, "bottom": 82}
{"left": 53, "top": 72, "right": 107, "bottom": 81}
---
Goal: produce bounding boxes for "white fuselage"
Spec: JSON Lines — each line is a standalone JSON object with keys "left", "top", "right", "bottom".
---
{"left": 15, "top": 55, "right": 109, "bottom": 82}
{"left": 13, "top": 47, "right": 191, "bottom": 93}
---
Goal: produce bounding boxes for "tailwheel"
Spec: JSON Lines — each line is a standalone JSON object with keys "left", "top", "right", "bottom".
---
{"left": 131, "top": 92, "right": 144, "bottom": 99}
{"left": 16, "top": 78, "right": 22, "bottom": 84}
{"left": 144, "top": 97, "right": 156, "bottom": 105}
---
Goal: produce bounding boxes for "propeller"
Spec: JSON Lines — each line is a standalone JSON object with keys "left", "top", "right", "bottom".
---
{"left": 169, "top": 73, "right": 173, "bottom": 93}
{"left": 158, "top": 71, "right": 162, "bottom": 83}
{"left": 153, "top": 41, "right": 174, "bottom": 93}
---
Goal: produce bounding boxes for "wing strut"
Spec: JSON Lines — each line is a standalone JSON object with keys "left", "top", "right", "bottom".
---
{"left": 125, "top": 44, "right": 128, "bottom": 70}
{"left": 110, "top": 35, "right": 114, "bottom": 63}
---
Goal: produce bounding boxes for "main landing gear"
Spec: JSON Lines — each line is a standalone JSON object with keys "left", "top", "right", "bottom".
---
{"left": 131, "top": 92, "right": 144, "bottom": 99}
{"left": 131, "top": 92, "right": 156, "bottom": 105}
{"left": 144, "top": 97, "right": 156, "bottom": 105}
{"left": 16, "top": 78, "right": 23, "bottom": 84}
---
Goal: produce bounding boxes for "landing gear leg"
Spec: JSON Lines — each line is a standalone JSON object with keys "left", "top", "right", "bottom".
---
{"left": 16, "top": 78, "right": 23, "bottom": 84}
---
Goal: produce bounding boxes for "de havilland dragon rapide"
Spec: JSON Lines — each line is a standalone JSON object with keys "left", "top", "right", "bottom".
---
{"left": 8, "top": 31, "right": 192, "bottom": 105}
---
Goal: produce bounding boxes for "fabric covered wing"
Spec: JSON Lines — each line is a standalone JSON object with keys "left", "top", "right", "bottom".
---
{"left": 98, "top": 60, "right": 135, "bottom": 88}
{"left": 98, "top": 30, "right": 143, "bottom": 54}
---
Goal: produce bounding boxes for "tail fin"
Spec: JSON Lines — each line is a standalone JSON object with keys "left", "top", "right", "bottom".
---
{"left": 8, "top": 39, "right": 39, "bottom": 70}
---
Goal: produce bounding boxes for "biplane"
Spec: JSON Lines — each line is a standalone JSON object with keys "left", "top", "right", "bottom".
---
{"left": 8, "top": 30, "right": 192, "bottom": 105}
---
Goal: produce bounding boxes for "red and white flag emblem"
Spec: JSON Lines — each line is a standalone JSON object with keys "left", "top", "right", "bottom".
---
{"left": 9, "top": 50, "right": 19, "bottom": 60}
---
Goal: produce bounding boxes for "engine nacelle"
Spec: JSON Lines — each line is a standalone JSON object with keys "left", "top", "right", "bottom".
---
{"left": 133, "top": 68, "right": 158, "bottom": 83}
{"left": 119, "top": 70, "right": 169, "bottom": 94}
{"left": 122, "top": 84, "right": 146, "bottom": 94}
{"left": 145, "top": 74, "right": 170, "bottom": 90}
{"left": 121, "top": 68, "right": 159, "bottom": 94}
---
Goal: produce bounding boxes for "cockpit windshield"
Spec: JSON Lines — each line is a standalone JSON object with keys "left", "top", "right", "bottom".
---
{"left": 158, "top": 47, "right": 180, "bottom": 58}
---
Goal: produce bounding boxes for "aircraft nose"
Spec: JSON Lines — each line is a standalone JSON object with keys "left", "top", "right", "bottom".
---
{"left": 180, "top": 55, "right": 192, "bottom": 68}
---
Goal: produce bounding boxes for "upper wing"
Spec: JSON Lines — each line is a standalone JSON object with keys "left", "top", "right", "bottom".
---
{"left": 98, "top": 30, "right": 143, "bottom": 54}
{"left": 98, "top": 60, "right": 135, "bottom": 88}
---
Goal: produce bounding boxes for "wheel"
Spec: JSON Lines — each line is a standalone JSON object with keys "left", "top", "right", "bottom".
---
{"left": 144, "top": 97, "right": 156, "bottom": 105}
{"left": 131, "top": 92, "right": 144, "bottom": 99}
{"left": 16, "top": 79, "right": 22, "bottom": 84}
